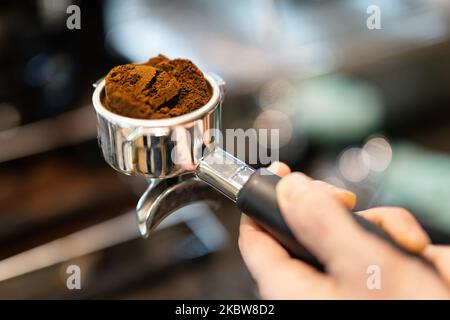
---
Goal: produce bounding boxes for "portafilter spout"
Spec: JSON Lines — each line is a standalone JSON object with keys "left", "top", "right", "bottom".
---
{"left": 136, "top": 174, "right": 222, "bottom": 237}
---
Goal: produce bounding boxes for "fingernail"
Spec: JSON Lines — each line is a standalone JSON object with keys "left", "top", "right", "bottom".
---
{"left": 277, "top": 172, "right": 311, "bottom": 203}
{"left": 267, "top": 161, "right": 288, "bottom": 175}
{"left": 337, "top": 189, "right": 357, "bottom": 208}
{"left": 267, "top": 162, "right": 281, "bottom": 174}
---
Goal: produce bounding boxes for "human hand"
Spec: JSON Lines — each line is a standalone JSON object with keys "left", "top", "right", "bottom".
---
{"left": 239, "top": 162, "right": 450, "bottom": 299}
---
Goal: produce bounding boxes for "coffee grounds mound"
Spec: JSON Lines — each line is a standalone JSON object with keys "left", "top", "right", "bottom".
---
{"left": 103, "top": 54, "right": 212, "bottom": 119}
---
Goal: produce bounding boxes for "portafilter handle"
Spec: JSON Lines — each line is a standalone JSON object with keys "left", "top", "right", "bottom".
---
{"left": 196, "top": 147, "right": 422, "bottom": 270}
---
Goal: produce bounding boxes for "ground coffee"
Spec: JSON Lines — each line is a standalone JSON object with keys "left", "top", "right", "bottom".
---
{"left": 103, "top": 54, "right": 212, "bottom": 119}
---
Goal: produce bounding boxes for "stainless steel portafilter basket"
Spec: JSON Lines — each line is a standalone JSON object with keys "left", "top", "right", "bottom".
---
{"left": 92, "top": 72, "right": 411, "bottom": 270}
{"left": 93, "top": 73, "right": 223, "bottom": 179}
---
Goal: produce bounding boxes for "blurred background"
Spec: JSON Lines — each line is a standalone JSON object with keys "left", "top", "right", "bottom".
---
{"left": 0, "top": 0, "right": 450, "bottom": 299}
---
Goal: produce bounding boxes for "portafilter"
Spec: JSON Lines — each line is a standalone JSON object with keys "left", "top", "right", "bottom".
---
{"left": 92, "top": 72, "right": 412, "bottom": 270}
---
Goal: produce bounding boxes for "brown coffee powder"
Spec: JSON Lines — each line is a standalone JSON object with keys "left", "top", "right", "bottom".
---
{"left": 103, "top": 54, "right": 212, "bottom": 119}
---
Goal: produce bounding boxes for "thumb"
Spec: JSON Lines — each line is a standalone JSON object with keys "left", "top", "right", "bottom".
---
{"left": 276, "top": 172, "right": 387, "bottom": 271}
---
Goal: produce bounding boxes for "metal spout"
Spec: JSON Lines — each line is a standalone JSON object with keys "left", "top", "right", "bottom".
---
{"left": 136, "top": 174, "right": 222, "bottom": 237}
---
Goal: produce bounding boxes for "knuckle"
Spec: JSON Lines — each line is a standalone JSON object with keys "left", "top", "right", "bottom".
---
{"left": 304, "top": 185, "right": 333, "bottom": 203}
{"left": 294, "top": 188, "right": 335, "bottom": 227}
{"left": 295, "top": 188, "right": 325, "bottom": 211}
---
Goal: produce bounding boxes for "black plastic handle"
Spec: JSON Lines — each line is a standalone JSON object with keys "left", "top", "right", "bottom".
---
{"left": 236, "top": 168, "right": 412, "bottom": 270}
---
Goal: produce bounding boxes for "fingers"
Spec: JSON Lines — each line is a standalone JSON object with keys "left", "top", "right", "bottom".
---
{"left": 356, "top": 207, "right": 430, "bottom": 254}
{"left": 423, "top": 245, "right": 450, "bottom": 285}
{"left": 276, "top": 172, "right": 386, "bottom": 270}
{"left": 266, "top": 161, "right": 291, "bottom": 177}
{"left": 241, "top": 161, "right": 359, "bottom": 296}
{"left": 240, "top": 162, "right": 335, "bottom": 298}
{"left": 239, "top": 214, "right": 334, "bottom": 299}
